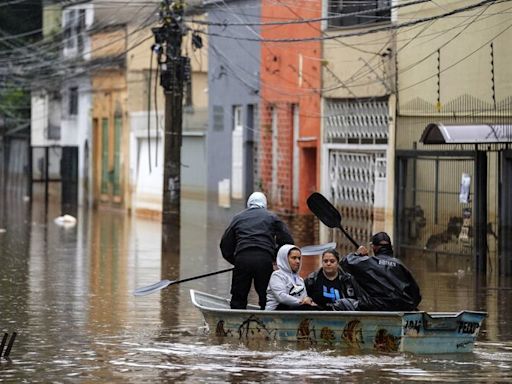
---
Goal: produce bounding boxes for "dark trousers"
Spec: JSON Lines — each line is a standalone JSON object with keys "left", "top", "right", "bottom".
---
{"left": 230, "top": 248, "right": 273, "bottom": 309}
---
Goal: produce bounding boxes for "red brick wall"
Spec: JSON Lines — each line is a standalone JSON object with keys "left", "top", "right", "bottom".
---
{"left": 259, "top": 0, "right": 322, "bottom": 218}
{"left": 259, "top": 102, "right": 296, "bottom": 213}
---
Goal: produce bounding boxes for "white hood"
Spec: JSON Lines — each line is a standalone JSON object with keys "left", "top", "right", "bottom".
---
{"left": 276, "top": 244, "right": 301, "bottom": 276}
{"left": 247, "top": 192, "right": 267, "bottom": 209}
{"left": 265, "top": 244, "right": 306, "bottom": 310}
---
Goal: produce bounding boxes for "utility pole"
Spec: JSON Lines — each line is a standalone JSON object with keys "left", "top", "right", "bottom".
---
{"left": 152, "top": 0, "right": 190, "bottom": 252}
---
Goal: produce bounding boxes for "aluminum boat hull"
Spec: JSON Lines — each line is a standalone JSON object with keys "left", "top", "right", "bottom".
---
{"left": 190, "top": 289, "right": 486, "bottom": 354}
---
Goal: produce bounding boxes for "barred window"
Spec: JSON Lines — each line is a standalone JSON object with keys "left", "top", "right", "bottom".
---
{"left": 328, "top": 0, "right": 391, "bottom": 28}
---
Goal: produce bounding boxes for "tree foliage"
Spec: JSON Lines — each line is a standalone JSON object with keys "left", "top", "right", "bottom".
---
{"left": 0, "top": 1, "right": 42, "bottom": 134}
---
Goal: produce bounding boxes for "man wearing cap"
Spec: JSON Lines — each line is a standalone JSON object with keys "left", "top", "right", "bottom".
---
{"left": 340, "top": 232, "right": 421, "bottom": 311}
{"left": 220, "top": 192, "right": 294, "bottom": 310}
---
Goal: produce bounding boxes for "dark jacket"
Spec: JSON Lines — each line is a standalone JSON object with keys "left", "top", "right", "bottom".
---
{"left": 340, "top": 249, "right": 421, "bottom": 311}
{"left": 304, "top": 267, "right": 369, "bottom": 310}
{"left": 220, "top": 207, "right": 294, "bottom": 264}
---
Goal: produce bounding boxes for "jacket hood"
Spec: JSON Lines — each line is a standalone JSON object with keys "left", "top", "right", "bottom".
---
{"left": 276, "top": 244, "right": 301, "bottom": 275}
{"left": 247, "top": 192, "right": 267, "bottom": 209}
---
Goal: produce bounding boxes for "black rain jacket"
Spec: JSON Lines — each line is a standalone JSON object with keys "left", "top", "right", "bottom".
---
{"left": 340, "top": 247, "right": 422, "bottom": 311}
{"left": 220, "top": 207, "right": 294, "bottom": 265}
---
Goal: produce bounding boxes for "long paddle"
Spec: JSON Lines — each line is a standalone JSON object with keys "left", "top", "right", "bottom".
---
{"left": 133, "top": 242, "right": 337, "bottom": 296}
{"left": 306, "top": 192, "right": 359, "bottom": 248}
{"left": 133, "top": 268, "right": 234, "bottom": 296}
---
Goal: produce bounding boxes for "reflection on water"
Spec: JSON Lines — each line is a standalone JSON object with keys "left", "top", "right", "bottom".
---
{"left": 0, "top": 194, "right": 512, "bottom": 382}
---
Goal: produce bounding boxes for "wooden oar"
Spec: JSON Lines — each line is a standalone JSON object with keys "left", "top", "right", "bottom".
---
{"left": 133, "top": 268, "right": 234, "bottom": 296}
{"left": 307, "top": 192, "right": 359, "bottom": 248}
{"left": 133, "top": 242, "right": 337, "bottom": 296}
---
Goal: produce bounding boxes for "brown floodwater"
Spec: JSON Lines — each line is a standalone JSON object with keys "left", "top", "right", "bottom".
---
{"left": 0, "top": 192, "right": 511, "bottom": 383}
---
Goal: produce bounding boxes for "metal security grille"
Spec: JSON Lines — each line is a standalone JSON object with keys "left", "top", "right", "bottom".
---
{"left": 324, "top": 97, "right": 389, "bottom": 255}
{"left": 396, "top": 153, "right": 476, "bottom": 257}
{"left": 324, "top": 98, "right": 388, "bottom": 143}
{"left": 327, "top": 150, "right": 387, "bottom": 255}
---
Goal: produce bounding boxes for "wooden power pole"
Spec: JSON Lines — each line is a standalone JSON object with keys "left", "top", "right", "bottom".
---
{"left": 152, "top": 0, "right": 190, "bottom": 252}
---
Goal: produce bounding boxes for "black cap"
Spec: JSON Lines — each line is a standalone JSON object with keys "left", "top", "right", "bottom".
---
{"left": 371, "top": 232, "right": 391, "bottom": 246}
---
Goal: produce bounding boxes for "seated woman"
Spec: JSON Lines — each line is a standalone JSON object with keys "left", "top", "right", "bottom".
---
{"left": 265, "top": 244, "right": 318, "bottom": 310}
{"left": 304, "top": 248, "right": 366, "bottom": 311}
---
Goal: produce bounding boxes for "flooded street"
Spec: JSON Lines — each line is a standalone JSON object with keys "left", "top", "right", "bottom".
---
{"left": 1, "top": 194, "right": 512, "bottom": 383}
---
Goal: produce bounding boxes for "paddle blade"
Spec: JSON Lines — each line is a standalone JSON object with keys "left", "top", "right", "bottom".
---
{"left": 301, "top": 242, "right": 337, "bottom": 255}
{"left": 307, "top": 192, "right": 342, "bottom": 229}
{"left": 133, "top": 279, "right": 173, "bottom": 296}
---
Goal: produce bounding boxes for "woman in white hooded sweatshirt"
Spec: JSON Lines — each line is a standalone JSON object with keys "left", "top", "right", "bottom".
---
{"left": 265, "top": 244, "right": 318, "bottom": 310}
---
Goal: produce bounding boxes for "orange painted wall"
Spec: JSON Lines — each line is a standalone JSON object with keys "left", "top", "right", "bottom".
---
{"left": 260, "top": 0, "right": 322, "bottom": 215}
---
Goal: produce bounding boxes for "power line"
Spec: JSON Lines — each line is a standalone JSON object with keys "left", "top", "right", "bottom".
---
{"left": 204, "top": 0, "right": 508, "bottom": 102}
{"left": 331, "top": 0, "right": 495, "bottom": 92}
{"left": 340, "top": 1, "right": 508, "bottom": 90}
{"left": 194, "top": 0, "right": 429, "bottom": 27}
{"left": 193, "top": 0, "right": 511, "bottom": 43}
{"left": 398, "top": 19, "right": 512, "bottom": 92}
{"left": 0, "top": 6, "right": 157, "bottom": 85}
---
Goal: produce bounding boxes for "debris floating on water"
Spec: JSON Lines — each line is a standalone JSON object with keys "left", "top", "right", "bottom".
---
{"left": 54, "top": 214, "right": 77, "bottom": 228}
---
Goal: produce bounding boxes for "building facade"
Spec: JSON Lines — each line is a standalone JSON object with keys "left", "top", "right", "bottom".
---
{"left": 127, "top": 7, "right": 209, "bottom": 219}
{"left": 90, "top": 22, "right": 128, "bottom": 210}
{"left": 320, "top": 0, "right": 395, "bottom": 254}
{"left": 259, "top": 0, "right": 323, "bottom": 245}
{"left": 205, "top": 0, "right": 261, "bottom": 226}
{"left": 31, "top": 1, "right": 94, "bottom": 213}
{"left": 395, "top": 0, "right": 512, "bottom": 276}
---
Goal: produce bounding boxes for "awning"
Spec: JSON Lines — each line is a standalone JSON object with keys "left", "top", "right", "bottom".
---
{"left": 420, "top": 123, "right": 512, "bottom": 144}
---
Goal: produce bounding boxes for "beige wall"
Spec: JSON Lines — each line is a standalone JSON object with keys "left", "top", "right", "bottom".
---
{"left": 91, "top": 68, "right": 128, "bottom": 207}
{"left": 91, "top": 29, "right": 126, "bottom": 58}
{"left": 91, "top": 26, "right": 129, "bottom": 208}
{"left": 322, "top": 30, "right": 394, "bottom": 98}
{"left": 397, "top": 0, "right": 512, "bottom": 116}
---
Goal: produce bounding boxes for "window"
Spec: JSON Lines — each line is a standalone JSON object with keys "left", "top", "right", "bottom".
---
{"left": 213, "top": 106, "right": 224, "bottom": 131}
{"left": 46, "top": 92, "right": 61, "bottom": 140}
{"left": 69, "top": 87, "right": 78, "bottom": 116}
{"left": 63, "top": 10, "right": 75, "bottom": 49}
{"left": 231, "top": 106, "right": 243, "bottom": 199}
{"left": 63, "top": 8, "right": 87, "bottom": 52}
{"left": 328, "top": 0, "right": 391, "bottom": 28}
{"left": 77, "top": 9, "right": 86, "bottom": 52}
{"left": 292, "top": 104, "right": 299, "bottom": 207}
{"left": 271, "top": 106, "right": 278, "bottom": 202}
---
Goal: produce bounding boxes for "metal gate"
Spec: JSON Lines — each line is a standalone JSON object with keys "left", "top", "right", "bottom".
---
{"left": 32, "top": 146, "right": 78, "bottom": 215}
{"left": 326, "top": 149, "right": 387, "bottom": 256}
{"left": 396, "top": 151, "right": 475, "bottom": 255}
{"left": 501, "top": 149, "right": 512, "bottom": 275}
{"left": 395, "top": 149, "right": 500, "bottom": 276}
{"left": 323, "top": 97, "right": 389, "bottom": 255}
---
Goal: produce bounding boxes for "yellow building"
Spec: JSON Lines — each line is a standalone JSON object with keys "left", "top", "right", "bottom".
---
{"left": 91, "top": 25, "right": 128, "bottom": 209}
{"left": 89, "top": 3, "right": 208, "bottom": 216}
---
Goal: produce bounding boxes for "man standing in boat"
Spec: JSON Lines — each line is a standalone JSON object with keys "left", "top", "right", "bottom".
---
{"left": 341, "top": 232, "right": 422, "bottom": 311}
{"left": 220, "top": 192, "right": 294, "bottom": 309}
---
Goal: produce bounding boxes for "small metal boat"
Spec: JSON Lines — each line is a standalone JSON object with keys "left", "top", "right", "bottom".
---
{"left": 190, "top": 289, "right": 487, "bottom": 354}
